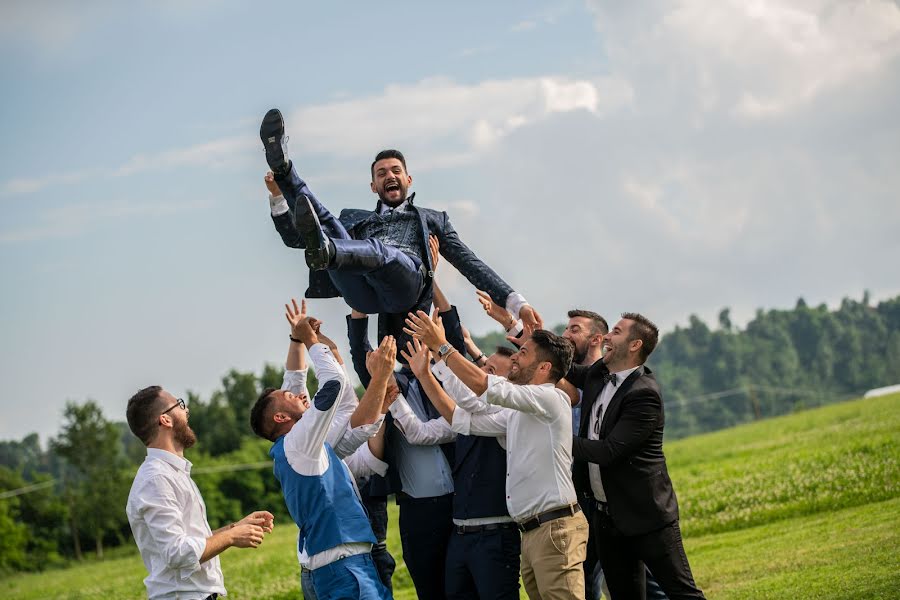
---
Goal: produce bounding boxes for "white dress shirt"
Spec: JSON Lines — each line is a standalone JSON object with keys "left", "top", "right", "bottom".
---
{"left": 588, "top": 365, "right": 641, "bottom": 501}
{"left": 389, "top": 394, "right": 456, "bottom": 445}
{"left": 126, "top": 449, "right": 225, "bottom": 600}
{"left": 451, "top": 375, "right": 577, "bottom": 521}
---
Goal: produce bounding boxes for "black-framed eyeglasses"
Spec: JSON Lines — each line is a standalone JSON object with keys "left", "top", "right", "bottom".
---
{"left": 161, "top": 398, "right": 186, "bottom": 415}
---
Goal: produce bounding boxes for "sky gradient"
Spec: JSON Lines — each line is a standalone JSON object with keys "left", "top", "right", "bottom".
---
{"left": 2, "top": 0, "right": 899, "bottom": 441}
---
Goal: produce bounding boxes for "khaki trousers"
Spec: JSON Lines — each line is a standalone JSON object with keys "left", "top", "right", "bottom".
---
{"left": 521, "top": 511, "right": 589, "bottom": 600}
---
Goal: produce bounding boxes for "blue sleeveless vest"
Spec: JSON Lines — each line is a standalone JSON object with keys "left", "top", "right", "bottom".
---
{"left": 270, "top": 439, "right": 375, "bottom": 556}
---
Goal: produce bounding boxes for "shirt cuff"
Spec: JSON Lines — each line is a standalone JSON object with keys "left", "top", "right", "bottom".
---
{"left": 388, "top": 395, "right": 414, "bottom": 420}
{"left": 350, "top": 414, "right": 386, "bottom": 437}
{"left": 484, "top": 374, "right": 506, "bottom": 406}
{"left": 431, "top": 361, "right": 452, "bottom": 382}
{"left": 270, "top": 194, "right": 289, "bottom": 216}
{"left": 449, "top": 407, "right": 471, "bottom": 435}
{"left": 176, "top": 535, "right": 206, "bottom": 578}
{"left": 358, "top": 444, "right": 389, "bottom": 477}
{"left": 505, "top": 292, "right": 528, "bottom": 319}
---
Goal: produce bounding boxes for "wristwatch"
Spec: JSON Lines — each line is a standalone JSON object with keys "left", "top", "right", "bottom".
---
{"left": 437, "top": 343, "right": 453, "bottom": 360}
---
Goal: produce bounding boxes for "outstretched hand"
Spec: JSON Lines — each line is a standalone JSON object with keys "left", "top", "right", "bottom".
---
{"left": 404, "top": 309, "right": 447, "bottom": 352}
{"left": 519, "top": 304, "right": 544, "bottom": 335}
{"left": 366, "top": 335, "right": 397, "bottom": 382}
{"left": 264, "top": 171, "right": 282, "bottom": 197}
{"left": 428, "top": 235, "right": 440, "bottom": 271}
{"left": 285, "top": 298, "right": 308, "bottom": 337}
{"left": 400, "top": 338, "right": 433, "bottom": 378}
{"left": 476, "top": 290, "right": 516, "bottom": 329}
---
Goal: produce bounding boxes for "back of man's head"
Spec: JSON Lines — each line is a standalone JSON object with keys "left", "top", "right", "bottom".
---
{"left": 621, "top": 312, "right": 660, "bottom": 361}
{"left": 530, "top": 330, "right": 574, "bottom": 383}
{"left": 127, "top": 385, "right": 163, "bottom": 446}
{"left": 250, "top": 388, "right": 280, "bottom": 442}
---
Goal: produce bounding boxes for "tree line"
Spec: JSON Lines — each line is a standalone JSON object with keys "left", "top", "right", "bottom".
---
{"left": 1, "top": 292, "right": 897, "bottom": 573}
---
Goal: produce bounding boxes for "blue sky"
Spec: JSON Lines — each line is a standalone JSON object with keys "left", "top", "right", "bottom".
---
{"left": 2, "top": 0, "right": 899, "bottom": 442}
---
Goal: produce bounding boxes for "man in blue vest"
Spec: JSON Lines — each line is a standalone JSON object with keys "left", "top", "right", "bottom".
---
{"left": 249, "top": 314, "right": 396, "bottom": 600}
{"left": 259, "top": 108, "right": 542, "bottom": 343}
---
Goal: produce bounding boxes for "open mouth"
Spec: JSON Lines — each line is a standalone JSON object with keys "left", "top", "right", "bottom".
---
{"left": 384, "top": 180, "right": 401, "bottom": 193}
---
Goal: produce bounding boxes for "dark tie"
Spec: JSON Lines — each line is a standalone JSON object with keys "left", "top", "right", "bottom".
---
{"left": 602, "top": 372, "right": 617, "bottom": 387}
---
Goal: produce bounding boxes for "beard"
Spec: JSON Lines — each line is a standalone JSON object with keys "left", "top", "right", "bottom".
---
{"left": 571, "top": 342, "right": 588, "bottom": 365}
{"left": 173, "top": 419, "right": 197, "bottom": 449}
{"left": 508, "top": 362, "right": 538, "bottom": 384}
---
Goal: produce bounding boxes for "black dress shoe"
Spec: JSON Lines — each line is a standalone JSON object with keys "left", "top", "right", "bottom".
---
{"left": 260, "top": 108, "right": 290, "bottom": 175}
{"left": 293, "top": 194, "right": 333, "bottom": 270}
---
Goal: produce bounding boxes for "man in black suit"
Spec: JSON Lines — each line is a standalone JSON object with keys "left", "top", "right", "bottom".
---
{"left": 569, "top": 313, "right": 705, "bottom": 600}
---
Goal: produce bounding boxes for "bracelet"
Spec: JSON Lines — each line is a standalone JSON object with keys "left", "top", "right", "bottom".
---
{"left": 289, "top": 335, "right": 303, "bottom": 343}
{"left": 442, "top": 347, "right": 458, "bottom": 361}
{"left": 472, "top": 353, "right": 486, "bottom": 363}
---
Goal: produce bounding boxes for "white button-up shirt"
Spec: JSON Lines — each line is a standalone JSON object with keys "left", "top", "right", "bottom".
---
{"left": 588, "top": 365, "right": 641, "bottom": 501}
{"left": 451, "top": 374, "right": 577, "bottom": 521}
{"left": 126, "top": 449, "right": 225, "bottom": 600}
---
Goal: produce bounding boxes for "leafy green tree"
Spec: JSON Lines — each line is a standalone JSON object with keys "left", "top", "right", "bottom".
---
{"left": 51, "top": 401, "right": 130, "bottom": 559}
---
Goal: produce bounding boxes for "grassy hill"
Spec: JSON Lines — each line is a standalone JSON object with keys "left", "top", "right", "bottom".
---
{"left": 4, "top": 393, "right": 898, "bottom": 599}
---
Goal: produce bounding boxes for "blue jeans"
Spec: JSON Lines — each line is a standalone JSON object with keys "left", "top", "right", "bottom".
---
{"left": 308, "top": 553, "right": 392, "bottom": 600}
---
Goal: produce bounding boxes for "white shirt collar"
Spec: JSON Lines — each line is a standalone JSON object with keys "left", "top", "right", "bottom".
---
{"left": 610, "top": 364, "right": 642, "bottom": 386}
{"left": 146, "top": 448, "right": 192, "bottom": 474}
{"left": 378, "top": 199, "right": 409, "bottom": 214}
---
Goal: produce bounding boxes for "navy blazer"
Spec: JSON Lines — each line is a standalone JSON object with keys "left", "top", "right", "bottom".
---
{"left": 272, "top": 193, "right": 515, "bottom": 308}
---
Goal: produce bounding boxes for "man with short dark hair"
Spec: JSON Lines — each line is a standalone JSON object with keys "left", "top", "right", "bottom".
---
{"left": 126, "top": 387, "right": 274, "bottom": 600}
{"left": 405, "top": 311, "right": 588, "bottom": 600}
{"left": 250, "top": 314, "right": 394, "bottom": 600}
{"left": 259, "top": 109, "right": 542, "bottom": 343}
{"left": 570, "top": 313, "right": 705, "bottom": 600}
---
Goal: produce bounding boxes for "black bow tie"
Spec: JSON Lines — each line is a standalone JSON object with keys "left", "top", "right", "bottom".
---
{"left": 602, "top": 372, "right": 618, "bottom": 387}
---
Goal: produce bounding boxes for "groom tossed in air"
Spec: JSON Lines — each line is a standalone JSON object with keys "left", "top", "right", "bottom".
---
{"left": 259, "top": 108, "right": 541, "bottom": 341}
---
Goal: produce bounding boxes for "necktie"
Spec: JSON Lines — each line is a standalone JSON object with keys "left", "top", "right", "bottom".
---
{"left": 603, "top": 372, "right": 617, "bottom": 387}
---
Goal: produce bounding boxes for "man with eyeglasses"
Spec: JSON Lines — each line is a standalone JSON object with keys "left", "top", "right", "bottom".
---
{"left": 126, "top": 387, "right": 275, "bottom": 600}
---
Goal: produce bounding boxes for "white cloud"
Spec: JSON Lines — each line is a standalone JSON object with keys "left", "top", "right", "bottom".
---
{"left": 1, "top": 75, "right": 633, "bottom": 196}
{"left": 588, "top": 0, "right": 900, "bottom": 119}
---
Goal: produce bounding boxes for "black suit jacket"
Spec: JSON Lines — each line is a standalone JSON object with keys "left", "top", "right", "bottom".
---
{"left": 569, "top": 361, "right": 679, "bottom": 536}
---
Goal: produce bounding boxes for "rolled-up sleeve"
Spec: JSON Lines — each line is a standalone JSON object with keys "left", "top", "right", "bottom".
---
{"left": 333, "top": 415, "right": 386, "bottom": 459}
{"left": 390, "top": 396, "right": 456, "bottom": 445}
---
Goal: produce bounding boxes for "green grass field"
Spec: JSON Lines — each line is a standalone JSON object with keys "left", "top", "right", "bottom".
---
{"left": 4, "top": 393, "right": 898, "bottom": 599}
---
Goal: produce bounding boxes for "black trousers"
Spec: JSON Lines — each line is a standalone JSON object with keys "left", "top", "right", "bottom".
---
{"left": 445, "top": 525, "right": 521, "bottom": 600}
{"left": 363, "top": 494, "right": 396, "bottom": 591}
{"left": 593, "top": 511, "right": 705, "bottom": 600}
{"left": 398, "top": 494, "right": 454, "bottom": 600}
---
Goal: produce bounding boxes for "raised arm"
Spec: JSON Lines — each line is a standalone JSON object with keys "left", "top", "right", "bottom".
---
{"left": 347, "top": 312, "right": 373, "bottom": 388}
{"left": 282, "top": 318, "right": 348, "bottom": 470}
{"left": 406, "top": 309, "right": 488, "bottom": 396}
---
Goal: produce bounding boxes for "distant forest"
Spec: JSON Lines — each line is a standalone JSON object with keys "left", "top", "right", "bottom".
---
{"left": 1, "top": 292, "right": 897, "bottom": 573}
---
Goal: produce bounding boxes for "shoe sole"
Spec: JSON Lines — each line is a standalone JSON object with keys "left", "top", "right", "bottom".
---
{"left": 260, "top": 109, "right": 286, "bottom": 171}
